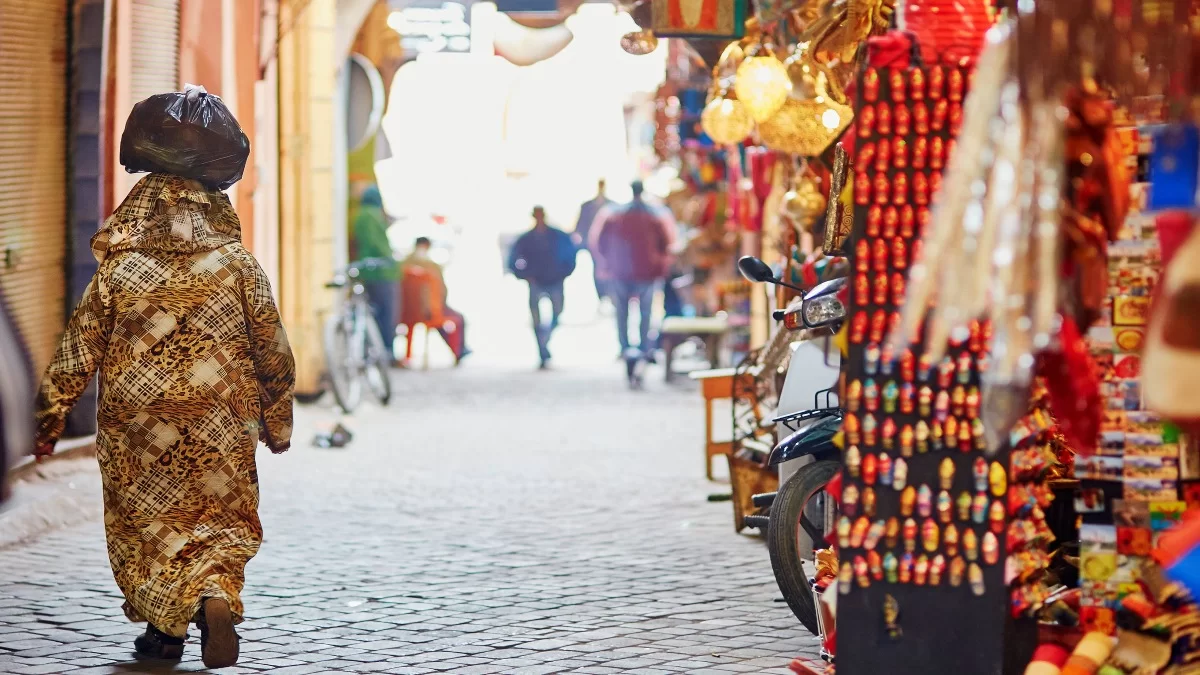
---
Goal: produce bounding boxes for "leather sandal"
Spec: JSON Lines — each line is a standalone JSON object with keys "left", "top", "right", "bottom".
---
{"left": 196, "top": 597, "right": 240, "bottom": 669}
{"left": 133, "top": 625, "right": 185, "bottom": 660}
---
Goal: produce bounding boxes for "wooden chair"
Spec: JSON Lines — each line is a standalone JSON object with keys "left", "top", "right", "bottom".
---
{"left": 398, "top": 266, "right": 444, "bottom": 370}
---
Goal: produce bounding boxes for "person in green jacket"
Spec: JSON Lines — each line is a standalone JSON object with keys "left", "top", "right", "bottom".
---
{"left": 352, "top": 186, "right": 400, "bottom": 358}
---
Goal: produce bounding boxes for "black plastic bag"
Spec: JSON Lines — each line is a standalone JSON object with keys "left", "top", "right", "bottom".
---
{"left": 119, "top": 85, "right": 250, "bottom": 191}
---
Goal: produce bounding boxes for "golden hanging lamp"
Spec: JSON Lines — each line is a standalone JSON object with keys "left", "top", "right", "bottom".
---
{"left": 782, "top": 167, "right": 827, "bottom": 230}
{"left": 757, "top": 42, "right": 853, "bottom": 156}
{"left": 700, "top": 42, "right": 754, "bottom": 145}
{"left": 733, "top": 28, "right": 790, "bottom": 123}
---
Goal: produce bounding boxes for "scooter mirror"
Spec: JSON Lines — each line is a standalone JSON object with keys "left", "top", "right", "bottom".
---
{"left": 737, "top": 256, "right": 776, "bottom": 284}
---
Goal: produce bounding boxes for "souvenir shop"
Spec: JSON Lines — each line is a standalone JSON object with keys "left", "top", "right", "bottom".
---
{"left": 630, "top": 0, "right": 1200, "bottom": 670}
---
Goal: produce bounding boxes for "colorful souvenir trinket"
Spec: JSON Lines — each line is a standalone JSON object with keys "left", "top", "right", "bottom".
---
{"left": 989, "top": 500, "right": 1005, "bottom": 533}
{"left": 969, "top": 562, "right": 984, "bottom": 596}
{"left": 900, "top": 205, "right": 915, "bottom": 238}
{"left": 863, "top": 414, "right": 879, "bottom": 446}
{"left": 903, "top": 517, "right": 917, "bottom": 552}
{"left": 938, "top": 356, "right": 955, "bottom": 389}
{"left": 873, "top": 274, "right": 889, "bottom": 305}
{"left": 948, "top": 68, "right": 964, "bottom": 101}
{"left": 851, "top": 516, "right": 870, "bottom": 548}
{"left": 895, "top": 107, "right": 911, "bottom": 138}
{"left": 868, "top": 550, "right": 884, "bottom": 581}
{"left": 944, "top": 524, "right": 959, "bottom": 557}
{"left": 957, "top": 419, "right": 972, "bottom": 451}
{"left": 843, "top": 483, "right": 860, "bottom": 516}
{"left": 859, "top": 105, "right": 875, "bottom": 137}
{"left": 855, "top": 171, "right": 871, "bottom": 205}
{"left": 893, "top": 457, "right": 908, "bottom": 490}
{"left": 884, "top": 552, "right": 899, "bottom": 583}
{"left": 882, "top": 416, "right": 897, "bottom": 447}
{"left": 893, "top": 173, "right": 909, "bottom": 205}
{"left": 863, "top": 67, "right": 880, "bottom": 102}
{"left": 865, "top": 203, "right": 882, "bottom": 237}
{"left": 838, "top": 516, "right": 852, "bottom": 548}
{"left": 930, "top": 419, "right": 944, "bottom": 451}
{"left": 874, "top": 173, "right": 891, "bottom": 206}
{"left": 881, "top": 343, "right": 896, "bottom": 376}
{"left": 957, "top": 491, "right": 972, "bottom": 521}
{"left": 910, "top": 68, "right": 925, "bottom": 99}
{"left": 956, "top": 353, "right": 972, "bottom": 384}
{"left": 932, "top": 99, "right": 948, "bottom": 130}
{"left": 989, "top": 462, "right": 1006, "bottom": 497}
{"left": 865, "top": 343, "right": 881, "bottom": 376}
{"left": 878, "top": 452, "right": 893, "bottom": 487}
{"left": 982, "top": 532, "right": 999, "bottom": 565}
{"left": 862, "top": 451, "right": 878, "bottom": 485}
{"left": 930, "top": 554, "right": 946, "bottom": 586}
{"left": 900, "top": 552, "right": 914, "bottom": 583}
{"left": 966, "top": 387, "right": 980, "bottom": 419}
{"left": 882, "top": 383, "right": 899, "bottom": 415}
{"left": 846, "top": 444, "right": 861, "bottom": 476}
{"left": 972, "top": 493, "right": 987, "bottom": 524}
{"left": 918, "top": 386, "right": 933, "bottom": 417}
{"left": 892, "top": 237, "right": 907, "bottom": 270}
{"left": 885, "top": 517, "right": 900, "bottom": 548}
{"left": 900, "top": 486, "right": 916, "bottom": 516}
{"left": 951, "top": 386, "right": 966, "bottom": 417}
{"left": 877, "top": 103, "right": 892, "bottom": 135}
{"left": 972, "top": 419, "right": 987, "bottom": 451}
{"left": 847, "top": 379, "right": 863, "bottom": 412}
{"left": 839, "top": 561, "right": 853, "bottom": 594}
{"left": 900, "top": 424, "right": 914, "bottom": 456}
{"left": 937, "top": 490, "right": 952, "bottom": 524}
{"left": 869, "top": 310, "right": 887, "bottom": 344}
{"left": 915, "top": 421, "right": 929, "bottom": 453}
{"left": 866, "top": 520, "right": 886, "bottom": 551}
{"left": 929, "top": 65, "right": 945, "bottom": 99}
{"left": 934, "top": 390, "right": 950, "bottom": 422}
{"left": 912, "top": 136, "right": 928, "bottom": 168}
{"left": 890, "top": 68, "right": 906, "bottom": 101}
{"left": 864, "top": 379, "right": 879, "bottom": 412}
{"left": 855, "top": 555, "right": 871, "bottom": 588}
{"left": 850, "top": 312, "right": 868, "bottom": 344}
{"left": 914, "top": 101, "right": 929, "bottom": 134}
{"left": 900, "top": 383, "right": 915, "bottom": 415}
{"left": 963, "top": 528, "right": 978, "bottom": 561}
{"left": 949, "top": 556, "right": 966, "bottom": 587}
{"left": 863, "top": 487, "right": 877, "bottom": 518}
{"left": 875, "top": 137, "right": 891, "bottom": 172}
{"left": 902, "top": 350, "right": 917, "bottom": 382}
{"left": 930, "top": 136, "right": 945, "bottom": 169}
{"left": 917, "top": 484, "right": 933, "bottom": 518}
{"left": 973, "top": 457, "right": 987, "bottom": 492}
{"left": 914, "top": 555, "right": 930, "bottom": 586}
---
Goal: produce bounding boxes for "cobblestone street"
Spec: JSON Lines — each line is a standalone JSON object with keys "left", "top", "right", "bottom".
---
{"left": 0, "top": 306, "right": 819, "bottom": 674}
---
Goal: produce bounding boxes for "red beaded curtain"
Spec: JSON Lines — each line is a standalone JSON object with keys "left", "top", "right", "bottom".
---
{"left": 902, "top": 0, "right": 993, "bottom": 66}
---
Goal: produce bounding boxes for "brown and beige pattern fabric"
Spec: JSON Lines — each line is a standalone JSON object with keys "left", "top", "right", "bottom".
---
{"left": 35, "top": 174, "right": 295, "bottom": 638}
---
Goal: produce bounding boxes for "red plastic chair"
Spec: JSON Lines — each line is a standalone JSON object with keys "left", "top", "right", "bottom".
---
{"left": 398, "top": 266, "right": 444, "bottom": 369}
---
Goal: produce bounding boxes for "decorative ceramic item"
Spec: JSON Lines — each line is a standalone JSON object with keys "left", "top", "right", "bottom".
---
{"left": 651, "top": 0, "right": 746, "bottom": 38}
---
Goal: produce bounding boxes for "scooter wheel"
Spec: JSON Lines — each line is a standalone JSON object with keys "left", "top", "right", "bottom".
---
{"left": 767, "top": 459, "right": 840, "bottom": 635}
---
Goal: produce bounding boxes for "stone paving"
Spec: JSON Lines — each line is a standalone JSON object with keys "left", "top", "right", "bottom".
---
{"left": 0, "top": 322, "right": 819, "bottom": 674}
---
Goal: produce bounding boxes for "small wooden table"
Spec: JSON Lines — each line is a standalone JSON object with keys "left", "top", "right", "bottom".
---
{"left": 690, "top": 366, "right": 759, "bottom": 480}
{"left": 661, "top": 315, "right": 729, "bottom": 383}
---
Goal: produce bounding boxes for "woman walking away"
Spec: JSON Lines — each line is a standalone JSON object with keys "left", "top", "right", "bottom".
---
{"left": 33, "top": 89, "right": 295, "bottom": 669}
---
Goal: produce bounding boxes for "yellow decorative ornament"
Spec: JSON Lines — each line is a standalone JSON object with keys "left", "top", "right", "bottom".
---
{"left": 757, "top": 42, "right": 853, "bottom": 156}
{"left": 701, "top": 91, "right": 754, "bottom": 145}
{"left": 782, "top": 170, "right": 827, "bottom": 230}
{"left": 733, "top": 34, "right": 790, "bottom": 123}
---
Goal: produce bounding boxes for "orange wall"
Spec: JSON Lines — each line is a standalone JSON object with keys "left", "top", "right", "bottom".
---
{"left": 178, "top": 0, "right": 223, "bottom": 94}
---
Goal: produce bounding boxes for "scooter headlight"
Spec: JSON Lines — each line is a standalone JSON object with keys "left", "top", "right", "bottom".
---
{"left": 803, "top": 295, "right": 846, "bottom": 328}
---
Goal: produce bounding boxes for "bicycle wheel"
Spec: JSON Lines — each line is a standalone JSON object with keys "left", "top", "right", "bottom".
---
{"left": 361, "top": 312, "right": 393, "bottom": 406}
{"left": 767, "top": 459, "right": 840, "bottom": 635}
{"left": 324, "top": 313, "right": 362, "bottom": 413}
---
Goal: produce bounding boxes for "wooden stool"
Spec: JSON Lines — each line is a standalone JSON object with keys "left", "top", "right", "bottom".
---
{"left": 660, "top": 315, "right": 729, "bottom": 383}
{"left": 690, "top": 367, "right": 757, "bottom": 480}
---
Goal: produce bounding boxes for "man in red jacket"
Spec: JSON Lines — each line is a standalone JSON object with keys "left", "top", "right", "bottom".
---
{"left": 591, "top": 181, "right": 676, "bottom": 359}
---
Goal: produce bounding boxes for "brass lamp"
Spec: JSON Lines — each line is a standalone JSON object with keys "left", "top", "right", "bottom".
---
{"left": 700, "top": 42, "right": 754, "bottom": 145}
{"left": 733, "top": 31, "right": 790, "bottom": 123}
{"left": 757, "top": 42, "right": 853, "bottom": 156}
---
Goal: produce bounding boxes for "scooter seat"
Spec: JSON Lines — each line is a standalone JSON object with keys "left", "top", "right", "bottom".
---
{"left": 768, "top": 414, "right": 842, "bottom": 468}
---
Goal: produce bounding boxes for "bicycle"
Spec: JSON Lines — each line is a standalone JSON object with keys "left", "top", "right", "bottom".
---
{"left": 323, "top": 258, "right": 393, "bottom": 413}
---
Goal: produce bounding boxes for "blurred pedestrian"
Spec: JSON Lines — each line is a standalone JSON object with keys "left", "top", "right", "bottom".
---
{"left": 573, "top": 179, "right": 614, "bottom": 304}
{"left": 400, "top": 237, "right": 471, "bottom": 365}
{"left": 33, "top": 173, "right": 295, "bottom": 668}
{"left": 352, "top": 186, "right": 400, "bottom": 362}
{"left": 0, "top": 293, "right": 34, "bottom": 506}
{"left": 508, "top": 206, "right": 578, "bottom": 369}
{"left": 591, "top": 180, "right": 675, "bottom": 360}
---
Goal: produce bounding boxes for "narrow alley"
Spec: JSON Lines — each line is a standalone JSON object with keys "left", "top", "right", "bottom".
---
{"left": 0, "top": 313, "right": 820, "bottom": 673}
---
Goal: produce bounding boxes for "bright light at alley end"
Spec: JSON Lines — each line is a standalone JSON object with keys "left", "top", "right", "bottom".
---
{"left": 388, "top": 2, "right": 472, "bottom": 54}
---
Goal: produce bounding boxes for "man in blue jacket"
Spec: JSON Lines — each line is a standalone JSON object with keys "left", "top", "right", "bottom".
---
{"left": 508, "top": 206, "right": 577, "bottom": 369}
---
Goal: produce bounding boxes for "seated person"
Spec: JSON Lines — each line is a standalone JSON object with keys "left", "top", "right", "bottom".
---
{"left": 399, "top": 237, "right": 470, "bottom": 365}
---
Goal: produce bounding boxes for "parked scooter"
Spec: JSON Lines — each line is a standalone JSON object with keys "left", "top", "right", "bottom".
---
{"left": 736, "top": 256, "right": 847, "bottom": 641}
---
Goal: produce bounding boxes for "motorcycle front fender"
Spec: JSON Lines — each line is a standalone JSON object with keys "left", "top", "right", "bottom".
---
{"left": 768, "top": 415, "right": 842, "bottom": 467}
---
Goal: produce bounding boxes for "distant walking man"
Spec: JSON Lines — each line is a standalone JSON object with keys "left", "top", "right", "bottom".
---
{"left": 573, "top": 179, "right": 614, "bottom": 303}
{"left": 508, "top": 206, "right": 578, "bottom": 369}
{"left": 592, "top": 181, "right": 675, "bottom": 359}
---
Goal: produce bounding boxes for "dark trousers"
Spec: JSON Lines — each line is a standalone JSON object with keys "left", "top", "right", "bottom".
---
{"left": 611, "top": 280, "right": 658, "bottom": 354}
{"left": 364, "top": 281, "right": 397, "bottom": 357}
{"left": 529, "top": 282, "right": 564, "bottom": 362}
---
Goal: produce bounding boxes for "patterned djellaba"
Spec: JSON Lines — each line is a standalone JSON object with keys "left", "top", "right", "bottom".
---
{"left": 34, "top": 174, "right": 296, "bottom": 638}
